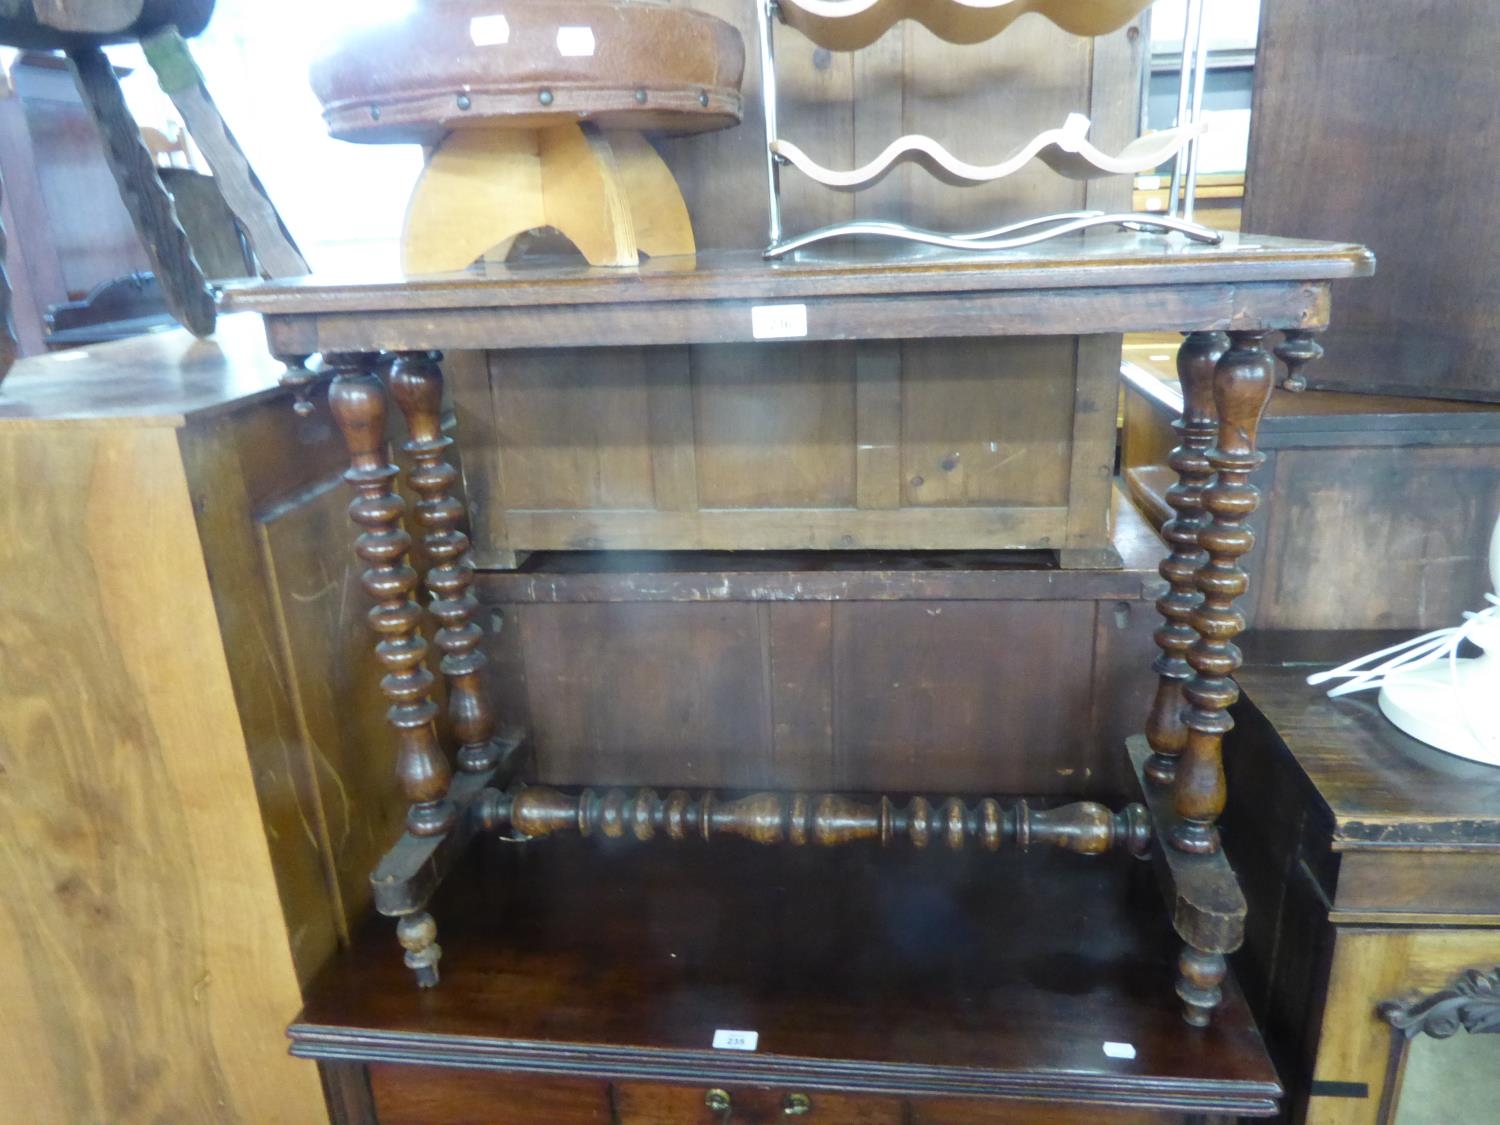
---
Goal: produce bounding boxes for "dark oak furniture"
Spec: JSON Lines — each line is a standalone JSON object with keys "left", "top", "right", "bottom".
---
{"left": 1120, "top": 348, "right": 1500, "bottom": 632}
{"left": 1224, "top": 655, "right": 1500, "bottom": 1125}
{"left": 1245, "top": 0, "right": 1500, "bottom": 402}
{"left": 300, "top": 835, "right": 1280, "bottom": 1123}
{"left": 224, "top": 231, "right": 1372, "bottom": 1116}
{"left": 477, "top": 491, "right": 1163, "bottom": 803}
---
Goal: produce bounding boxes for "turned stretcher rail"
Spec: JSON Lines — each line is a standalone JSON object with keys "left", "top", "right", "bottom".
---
{"left": 473, "top": 786, "right": 1152, "bottom": 857}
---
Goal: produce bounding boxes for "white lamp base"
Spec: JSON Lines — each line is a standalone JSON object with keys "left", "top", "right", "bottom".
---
{"left": 1377, "top": 653, "right": 1500, "bottom": 768}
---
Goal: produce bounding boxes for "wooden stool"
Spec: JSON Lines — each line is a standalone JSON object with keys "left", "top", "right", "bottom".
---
{"left": 310, "top": 0, "right": 744, "bottom": 271}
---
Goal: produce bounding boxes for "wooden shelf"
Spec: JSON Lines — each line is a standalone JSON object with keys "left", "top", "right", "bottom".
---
{"left": 294, "top": 833, "right": 1280, "bottom": 1116}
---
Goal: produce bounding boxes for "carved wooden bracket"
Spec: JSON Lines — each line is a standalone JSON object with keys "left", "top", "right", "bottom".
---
{"left": 1379, "top": 967, "right": 1500, "bottom": 1039}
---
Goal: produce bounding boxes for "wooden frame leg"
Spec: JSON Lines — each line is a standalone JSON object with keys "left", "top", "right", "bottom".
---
{"left": 1144, "top": 331, "right": 1226, "bottom": 786}
{"left": 67, "top": 46, "right": 216, "bottom": 337}
{"left": 1171, "top": 331, "right": 1275, "bottom": 855}
{"left": 1275, "top": 328, "right": 1324, "bottom": 392}
{"left": 389, "top": 350, "right": 502, "bottom": 773}
{"left": 1177, "top": 946, "right": 1228, "bottom": 1029}
{"left": 327, "top": 352, "right": 457, "bottom": 839}
{"left": 329, "top": 352, "right": 462, "bottom": 988}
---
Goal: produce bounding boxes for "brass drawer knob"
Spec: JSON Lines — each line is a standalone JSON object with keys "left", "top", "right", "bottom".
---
{"left": 783, "top": 1092, "right": 812, "bottom": 1116}
{"left": 704, "top": 1088, "right": 732, "bottom": 1114}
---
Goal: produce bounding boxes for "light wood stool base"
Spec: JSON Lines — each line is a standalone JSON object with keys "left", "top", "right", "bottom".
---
{"left": 402, "top": 122, "right": 695, "bottom": 272}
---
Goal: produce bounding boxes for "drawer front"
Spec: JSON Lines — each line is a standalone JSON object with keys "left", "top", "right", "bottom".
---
{"left": 358, "top": 1065, "right": 1200, "bottom": 1124}
{"left": 909, "top": 1098, "right": 1171, "bottom": 1124}
{"left": 368, "top": 1065, "right": 613, "bottom": 1124}
{"left": 614, "top": 1082, "right": 903, "bottom": 1124}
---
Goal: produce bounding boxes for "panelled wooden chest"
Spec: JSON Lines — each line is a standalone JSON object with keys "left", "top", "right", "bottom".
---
{"left": 450, "top": 335, "right": 1121, "bottom": 569}
{"left": 475, "top": 491, "right": 1160, "bottom": 800}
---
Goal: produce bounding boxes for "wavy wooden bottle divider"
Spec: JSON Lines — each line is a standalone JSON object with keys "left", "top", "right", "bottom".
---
{"left": 475, "top": 785, "right": 1152, "bottom": 856}
{"left": 778, "top": 0, "right": 1154, "bottom": 51}
{"left": 772, "top": 114, "right": 1204, "bottom": 191}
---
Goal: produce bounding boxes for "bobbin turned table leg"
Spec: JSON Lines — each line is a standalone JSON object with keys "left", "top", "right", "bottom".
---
{"left": 1172, "top": 331, "right": 1274, "bottom": 856}
{"left": 389, "top": 350, "right": 503, "bottom": 774}
{"left": 1144, "top": 331, "right": 1226, "bottom": 787}
{"left": 1166, "top": 331, "right": 1274, "bottom": 1026}
{"left": 328, "top": 352, "right": 458, "bottom": 986}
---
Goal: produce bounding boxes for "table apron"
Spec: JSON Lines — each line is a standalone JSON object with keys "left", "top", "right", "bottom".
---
{"left": 261, "top": 281, "right": 1333, "bottom": 354}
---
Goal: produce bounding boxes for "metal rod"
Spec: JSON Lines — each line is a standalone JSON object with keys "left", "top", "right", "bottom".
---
{"left": 1166, "top": 0, "right": 1202, "bottom": 219}
{"left": 1183, "top": 0, "right": 1211, "bottom": 223}
{"left": 763, "top": 212, "right": 1223, "bottom": 259}
{"left": 756, "top": 0, "right": 783, "bottom": 246}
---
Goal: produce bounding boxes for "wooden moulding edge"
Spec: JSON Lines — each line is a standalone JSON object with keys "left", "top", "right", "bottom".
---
{"left": 283, "top": 1028, "right": 1280, "bottom": 1114}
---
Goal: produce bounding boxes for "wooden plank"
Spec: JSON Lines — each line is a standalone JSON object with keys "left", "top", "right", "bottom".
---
{"left": 1334, "top": 853, "right": 1500, "bottom": 916}
{"left": 1234, "top": 666, "right": 1500, "bottom": 853}
{"left": 830, "top": 600, "right": 1101, "bottom": 794}
{"left": 520, "top": 602, "right": 775, "bottom": 789}
{"left": 1065, "top": 334, "right": 1124, "bottom": 552}
{"left": 489, "top": 504, "right": 1070, "bottom": 554}
{"left": 177, "top": 400, "right": 352, "bottom": 984}
{"left": 766, "top": 603, "right": 836, "bottom": 789}
{"left": 274, "top": 281, "right": 1337, "bottom": 354}
{"left": 227, "top": 236, "right": 1377, "bottom": 319}
{"left": 1246, "top": 0, "right": 1500, "bottom": 401}
{"left": 488, "top": 346, "right": 656, "bottom": 511}
{"left": 1257, "top": 446, "right": 1500, "bottom": 631}
{"left": 691, "top": 341, "right": 857, "bottom": 508}
{"left": 644, "top": 345, "right": 699, "bottom": 512}
{"left": 292, "top": 839, "right": 1281, "bottom": 1114}
{"left": 900, "top": 337, "right": 1075, "bottom": 508}
{"left": 854, "top": 340, "right": 903, "bottom": 509}
{"left": 0, "top": 423, "right": 325, "bottom": 1122}
{"left": 0, "top": 312, "right": 288, "bottom": 428}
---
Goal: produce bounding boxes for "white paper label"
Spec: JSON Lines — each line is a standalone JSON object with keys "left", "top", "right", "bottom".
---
{"left": 1103, "top": 1041, "right": 1137, "bottom": 1060}
{"left": 556, "top": 25, "right": 596, "bottom": 56}
{"left": 470, "top": 14, "right": 510, "bottom": 45}
{"left": 712, "top": 1029, "right": 759, "bottom": 1051}
{"left": 751, "top": 303, "right": 807, "bottom": 340}
{"left": 1137, "top": 175, "right": 1162, "bottom": 190}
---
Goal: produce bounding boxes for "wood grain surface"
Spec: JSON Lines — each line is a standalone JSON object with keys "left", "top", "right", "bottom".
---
{"left": 1246, "top": 0, "right": 1500, "bottom": 401}
{"left": 0, "top": 421, "right": 324, "bottom": 1121}
{"left": 294, "top": 836, "right": 1280, "bottom": 1117}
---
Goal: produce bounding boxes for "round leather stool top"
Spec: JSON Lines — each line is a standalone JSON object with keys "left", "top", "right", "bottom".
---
{"left": 310, "top": 0, "right": 745, "bottom": 144}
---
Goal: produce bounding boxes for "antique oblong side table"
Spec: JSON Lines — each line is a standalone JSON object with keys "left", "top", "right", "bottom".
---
{"left": 224, "top": 232, "right": 1374, "bottom": 1043}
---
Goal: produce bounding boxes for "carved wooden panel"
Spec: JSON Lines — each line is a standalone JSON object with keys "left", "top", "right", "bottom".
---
{"left": 258, "top": 476, "right": 406, "bottom": 936}
{"left": 461, "top": 338, "right": 1092, "bottom": 562}
{"left": 1258, "top": 446, "right": 1500, "bottom": 631}
{"left": 481, "top": 570, "right": 1155, "bottom": 798}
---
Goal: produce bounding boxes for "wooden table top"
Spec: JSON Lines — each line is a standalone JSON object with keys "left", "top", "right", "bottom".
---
{"left": 0, "top": 313, "right": 284, "bottom": 429}
{"left": 295, "top": 836, "right": 1280, "bottom": 1115}
{"left": 1236, "top": 661, "right": 1500, "bottom": 852}
{"left": 223, "top": 234, "right": 1374, "bottom": 354}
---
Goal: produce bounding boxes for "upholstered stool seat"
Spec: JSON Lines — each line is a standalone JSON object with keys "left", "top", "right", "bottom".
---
{"left": 310, "top": 0, "right": 745, "bottom": 270}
